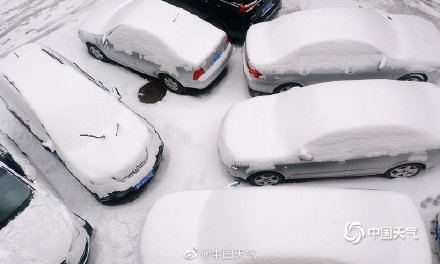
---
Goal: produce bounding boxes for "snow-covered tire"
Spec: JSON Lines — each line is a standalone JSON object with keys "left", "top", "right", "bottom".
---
{"left": 86, "top": 43, "right": 109, "bottom": 62}
{"left": 386, "top": 163, "right": 424, "bottom": 178}
{"left": 398, "top": 73, "right": 427, "bottom": 82}
{"left": 274, "top": 83, "right": 302, "bottom": 94}
{"left": 159, "top": 74, "right": 186, "bottom": 94}
{"left": 248, "top": 171, "right": 284, "bottom": 186}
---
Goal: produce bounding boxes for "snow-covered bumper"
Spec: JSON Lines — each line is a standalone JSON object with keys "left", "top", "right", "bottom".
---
{"left": 224, "top": 164, "right": 249, "bottom": 180}
{"left": 63, "top": 214, "right": 92, "bottom": 264}
{"left": 182, "top": 44, "right": 233, "bottom": 90}
{"left": 242, "top": 52, "right": 277, "bottom": 95}
{"left": 99, "top": 143, "right": 164, "bottom": 202}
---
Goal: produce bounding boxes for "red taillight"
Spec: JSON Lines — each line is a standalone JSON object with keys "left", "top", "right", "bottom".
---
{"left": 193, "top": 68, "right": 205, "bottom": 80}
{"left": 238, "top": 2, "right": 257, "bottom": 13}
{"left": 246, "top": 61, "right": 263, "bottom": 79}
{"left": 226, "top": 36, "right": 230, "bottom": 44}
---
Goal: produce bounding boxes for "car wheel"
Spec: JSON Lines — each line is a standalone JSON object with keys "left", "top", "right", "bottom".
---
{"left": 386, "top": 163, "right": 423, "bottom": 178}
{"left": 398, "top": 73, "right": 427, "bottom": 82}
{"left": 86, "top": 43, "right": 109, "bottom": 62}
{"left": 274, "top": 83, "right": 302, "bottom": 94}
{"left": 248, "top": 172, "right": 284, "bottom": 186}
{"left": 159, "top": 74, "right": 186, "bottom": 94}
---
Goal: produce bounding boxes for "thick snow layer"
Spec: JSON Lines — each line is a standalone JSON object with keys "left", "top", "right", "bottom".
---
{"left": 139, "top": 187, "right": 431, "bottom": 264}
{"left": 246, "top": 8, "right": 440, "bottom": 74}
{"left": 0, "top": 189, "right": 74, "bottom": 264}
{"left": 218, "top": 80, "right": 440, "bottom": 168}
{"left": 80, "top": 0, "right": 226, "bottom": 72}
{"left": 0, "top": 44, "right": 162, "bottom": 197}
{"left": 3, "top": 1, "right": 440, "bottom": 263}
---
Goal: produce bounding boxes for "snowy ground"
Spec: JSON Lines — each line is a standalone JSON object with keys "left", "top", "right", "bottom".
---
{"left": 1, "top": 0, "right": 440, "bottom": 263}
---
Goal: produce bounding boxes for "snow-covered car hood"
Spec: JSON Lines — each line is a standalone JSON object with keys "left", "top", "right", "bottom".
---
{"left": 246, "top": 7, "right": 440, "bottom": 73}
{"left": 218, "top": 80, "right": 440, "bottom": 169}
{"left": 0, "top": 44, "right": 158, "bottom": 187}
{"left": 0, "top": 191, "right": 74, "bottom": 264}
{"left": 139, "top": 187, "right": 431, "bottom": 264}
{"left": 79, "top": 0, "right": 226, "bottom": 70}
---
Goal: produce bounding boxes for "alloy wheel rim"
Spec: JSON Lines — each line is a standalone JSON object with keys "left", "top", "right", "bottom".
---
{"left": 390, "top": 165, "right": 419, "bottom": 178}
{"left": 164, "top": 77, "right": 178, "bottom": 91}
{"left": 254, "top": 174, "right": 279, "bottom": 186}
{"left": 90, "top": 47, "right": 103, "bottom": 60}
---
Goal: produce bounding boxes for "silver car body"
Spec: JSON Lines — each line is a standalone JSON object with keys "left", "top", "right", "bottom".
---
{"left": 244, "top": 8, "right": 440, "bottom": 94}
{"left": 78, "top": 0, "right": 232, "bottom": 90}
{"left": 218, "top": 80, "right": 440, "bottom": 181}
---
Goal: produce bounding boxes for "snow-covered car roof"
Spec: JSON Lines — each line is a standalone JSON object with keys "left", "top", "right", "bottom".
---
{"left": 218, "top": 80, "right": 440, "bottom": 168}
{"left": 0, "top": 44, "right": 158, "bottom": 186}
{"left": 139, "top": 187, "right": 431, "bottom": 264}
{"left": 246, "top": 8, "right": 440, "bottom": 72}
{"left": 79, "top": 0, "right": 225, "bottom": 69}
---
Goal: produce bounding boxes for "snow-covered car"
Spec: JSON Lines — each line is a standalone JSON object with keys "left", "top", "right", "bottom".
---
{"left": 78, "top": 0, "right": 232, "bottom": 94}
{"left": 218, "top": 80, "right": 440, "bottom": 186}
{"left": 244, "top": 8, "right": 440, "bottom": 95}
{"left": 139, "top": 187, "right": 431, "bottom": 264}
{"left": 0, "top": 130, "right": 92, "bottom": 264}
{"left": 0, "top": 44, "right": 164, "bottom": 202}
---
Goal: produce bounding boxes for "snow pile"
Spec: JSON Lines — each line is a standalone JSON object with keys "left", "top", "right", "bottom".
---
{"left": 139, "top": 187, "right": 431, "bottom": 264}
{"left": 218, "top": 80, "right": 440, "bottom": 168}
{"left": 246, "top": 8, "right": 440, "bottom": 74}
{"left": 0, "top": 190, "right": 74, "bottom": 264}
{"left": 80, "top": 0, "right": 225, "bottom": 74}
{"left": 0, "top": 44, "right": 162, "bottom": 197}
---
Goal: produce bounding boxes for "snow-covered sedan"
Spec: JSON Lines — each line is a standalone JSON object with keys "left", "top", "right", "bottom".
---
{"left": 218, "top": 80, "right": 440, "bottom": 186}
{"left": 244, "top": 8, "right": 440, "bottom": 95}
{"left": 0, "top": 44, "right": 164, "bottom": 202}
{"left": 0, "top": 130, "right": 92, "bottom": 264}
{"left": 78, "top": 0, "right": 232, "bottom": 94}
{"left": 139, "top": 187, "right": 431, "bottom": 264}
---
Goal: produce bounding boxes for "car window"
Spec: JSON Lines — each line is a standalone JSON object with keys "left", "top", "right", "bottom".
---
{"left": 0, "top": 168, "right": 32, "bottom": 229}
{"left": 0, "top": 148, "right": 26, "bottom": 176}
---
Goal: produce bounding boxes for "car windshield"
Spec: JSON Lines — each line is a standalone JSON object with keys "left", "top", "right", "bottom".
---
{"left": 0, "top": 168, "right": 32, "bottom": 229}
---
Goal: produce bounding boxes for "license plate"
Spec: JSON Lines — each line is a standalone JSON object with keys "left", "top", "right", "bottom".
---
{"left": 262, "top": 0, "right": 273, "bottom": 16}
{"left": 135, "top": 171, "right": 155, "bottom": 190}
{"left": 211, "top": 51, "right": 222, "bottom": 65}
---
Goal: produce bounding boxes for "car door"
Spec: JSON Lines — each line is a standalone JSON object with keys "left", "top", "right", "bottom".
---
{"left": 132, "top": 52, "right": 157, "bottom": 76}
{"left": 343, "top": 53, "right": 394, "bottom": 81}
{"left": 104, "top": 27, "right": 136, "bottom": 68}
{"left": 288, "top": 160, "right": 348, "bottom": 179}
{"left": 345, "top": 154, "right": 410, "bottom": 177}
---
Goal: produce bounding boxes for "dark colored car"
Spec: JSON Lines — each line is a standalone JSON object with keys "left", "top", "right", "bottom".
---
{"left": 165, "top": 0, "right": 282, "bottom": 40}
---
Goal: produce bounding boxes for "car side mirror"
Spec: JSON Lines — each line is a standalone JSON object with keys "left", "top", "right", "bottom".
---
{"left": 378, "top": 56, "right": 387, "bottom": 71}
{"left": 299, "top": 152, "right": 313, "bottom": 162}
{"left": 101, "top": 35, "right": 108, "bottom": 47}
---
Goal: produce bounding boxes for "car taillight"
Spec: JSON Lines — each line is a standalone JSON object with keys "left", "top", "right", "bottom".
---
{"left": 246, "top": 61, "right": 263, "bottom": 79}
{"left": 193, "top": 68, "right": 205, "bottom": 80}
{"left": 238, "top": 4, "right": 253, "bottom": 13}
{"left": 226, "top": 36, "right": 230, "bottom": 44}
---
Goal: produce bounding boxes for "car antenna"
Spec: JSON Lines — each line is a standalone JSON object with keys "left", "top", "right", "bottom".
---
{"left": 173, "top": 13, "right": 180, "bottom": 22}
{"left": 13, "top": 52, "right": 19, "bottom": 58}
{"left": 115, "top": 123, "right": 120, "bottom": 136}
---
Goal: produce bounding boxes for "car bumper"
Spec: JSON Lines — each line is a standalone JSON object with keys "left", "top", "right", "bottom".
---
{"left": 98, "top": 144, "right": 164, "bottom": 202}
{"left": 242, "top": 51, "right": 277, "bottom": 94}
{"left": 66, "top": 214, "right": 92, "bottom": 264}
{"left": 182, "top": 44, "right": 233, "bottom": 90}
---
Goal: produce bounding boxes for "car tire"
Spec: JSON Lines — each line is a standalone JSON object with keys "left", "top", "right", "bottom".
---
{"left": 386, "top": 163, "right": 424, "bottom": 178}
{"left": 274, "top": 83, "right": 302, "bottom": 94}
{"left": 398, "top": 73, "right": 427, "bottom": 82}
{"left": 86, "top": 43, "right": 109, "bottom": 62}
{"left": 248, "top": 171, "right": 284, "bottom": 186}
{"left": 159, "top": 74, "right": 186, "bottom": 94}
